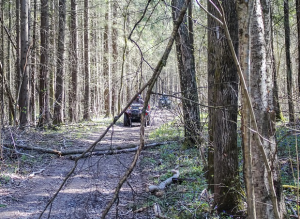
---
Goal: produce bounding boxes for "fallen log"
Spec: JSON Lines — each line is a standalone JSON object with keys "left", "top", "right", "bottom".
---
{"left": 148, "top": 169, "right": 180, "bottom": 192}
{"left": 69, "top": 142, "right": 177, "bottom": 160}
{"left": 3, "top": 141, "right": 177, "bottom": 157}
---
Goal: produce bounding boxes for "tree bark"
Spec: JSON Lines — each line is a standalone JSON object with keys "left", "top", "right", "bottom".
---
{"left": 38, "top": 0, "right": 50, "bottom": 127}
{"left": 83, "top": 0, "right": 90, "bottom": 120}
{"left": 19, "top": 0, "right": 30, "bottom": 128}
{"left": 172, "top": 0, "right": 201, "bottom": 148}
{"left": 284, "top": 0, "right": 295, "bottom": 123}
{"left": 69, "top": 0, "right": 78, "bottom": 122}
{"left": 14, "top": 0, "right": 20, "bottom": 126}
{"left": 53, "top": 0, "right": 66, "bottom": 124}
{"left": 207, "top": 0, "right": 242, "bottom": 213}
{"left": 112, "top": 2, "right": 118, "bottom": 117}
{"left": 297, "top": 0, "right": 300, "bottom": 94}
{"left": 236, "top": 0, "right": 286, "bottom": 217}
{"left": 30, "top": 0, "right": 37, "bottom": 125}
{"left": 103, "top": 1, "right": 111, "bottom": 118}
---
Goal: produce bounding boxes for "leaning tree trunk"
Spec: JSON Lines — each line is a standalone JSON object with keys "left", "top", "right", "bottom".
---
{"left": 38, "top": 0, "right": 50, "bottom": 127}
{"left": 19, "top": 0, "right": 30, "bottom": 128}
{"left": 207, "top": 0, "right": 243, "bottom": 214}
{"left": 284, "top": 0, "right": 295, "bottom": 123}
{"left": 53, "top": 0, "right": 66, "bottom": 124}
{"left": 172, "top": 0, "right": 201, "bottom": 148}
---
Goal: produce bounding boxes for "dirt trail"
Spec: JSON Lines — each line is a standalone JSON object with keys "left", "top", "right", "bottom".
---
{"left": 0, "top": 110, "right": 175, "bottom": 219}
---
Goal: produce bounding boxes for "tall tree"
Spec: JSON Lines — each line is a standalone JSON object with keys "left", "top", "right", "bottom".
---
{"left": 30, "top": 0, "right": 37, "bottom": 124}
{"left": 69, "top": 0, "right": 78, "bottom": 122}
{"left": 53, "top": 0, "right": 66, "bottom": 124}
{"left": 172, "top": 0, "right": 201, "bottom": 148}
{"left": 38, "top": 0, "right": 50, "bottom": 127}
{"left": 284, "top": 0, "right": 295, "bottom": 123}
{"left": 297, "top": 0, "right": 300, "bottom": 94}
{"left": 83, "top": 0, "right": 90, "bottom": 120}
{"left": 1, "top": 0, "right": 3, "bottom": 124}
{"left": 103, "top": 1, "right": 111, "bottom": 118}
{"left": 14, "top": 0, "right": 20, "bottom": 126}
{"left": 111, "top": 1, "right": 118, "bottom": 116}
{"left": 207, "top": 0, "right": 242, "bottom": 213}
{"left": 19, "top": 0, "right": 30, "bottom": 128}
{"left": 237, "top": 0, "right": 286, "bottom": 217}
{"left": 260, "top": 0, "right": 282, "bottom": 121}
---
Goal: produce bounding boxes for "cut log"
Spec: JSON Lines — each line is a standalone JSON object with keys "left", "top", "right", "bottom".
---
{"left": 149, "top": 169, "right": 179, "bottom": 192}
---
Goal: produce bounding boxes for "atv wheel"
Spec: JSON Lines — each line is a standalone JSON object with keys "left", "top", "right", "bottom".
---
{"left": 124, "top": 114, "right": 130, "bottom": 126}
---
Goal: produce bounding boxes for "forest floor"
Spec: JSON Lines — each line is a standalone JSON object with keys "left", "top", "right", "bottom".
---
{"left": 0, "top": 110, "right": 176, "bottom": 219}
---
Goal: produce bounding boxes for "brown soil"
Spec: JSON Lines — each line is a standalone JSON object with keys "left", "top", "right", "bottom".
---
{"left": 0, "top": 110, "right": 175, "bottom": 219}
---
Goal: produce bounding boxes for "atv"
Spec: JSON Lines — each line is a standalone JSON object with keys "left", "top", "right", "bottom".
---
{"left": 158, "top": 95, "right": 172, "bottom": 109}
{"left": 124, "top": 103, "right": 151, "bottom": 127}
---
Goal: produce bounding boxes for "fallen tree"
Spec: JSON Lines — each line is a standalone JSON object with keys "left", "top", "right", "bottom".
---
{"left": 3, "top": 141, "right": 177, "bottom": 157}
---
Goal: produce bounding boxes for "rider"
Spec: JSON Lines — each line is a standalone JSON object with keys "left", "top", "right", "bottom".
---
{"left": 134, "top": 94, "right": 144, "bottom": 104}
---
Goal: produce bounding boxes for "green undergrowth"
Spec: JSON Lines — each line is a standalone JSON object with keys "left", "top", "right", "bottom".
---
{"left": 141, "top": 142, "right": 213, "bottom": 218}
{"left": 149, "top": 120, "right": 184, "bottom": 141}
{"left": 276, "top": 125, "right": 300, "bottom": 215}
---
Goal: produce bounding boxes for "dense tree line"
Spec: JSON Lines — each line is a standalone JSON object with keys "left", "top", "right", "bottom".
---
{"left": 1, "top": 0, "right": 300, "bottom": 218}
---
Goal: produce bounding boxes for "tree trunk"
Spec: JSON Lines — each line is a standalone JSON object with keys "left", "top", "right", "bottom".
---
{"left": 118, "top": 2, "right": 130, "bottom": 114}
{"left": 261, "top": 0, "right": 282, "bottom": 121}
{"left": 30, "top": 0, "right": 37, "bottom": 125}
{"left": 14, "top": 0, "right": 20, "bottom": 126}
{"left": 284, "top": 0, "right": 295, "bottom": 123}
{"left": 1, "top": 1, "right": 4, "bottom": 125}
{"left": 83, "top": 0, "right": 90, "bottom": 120}
{"left": 53, "top": 0, "right": 66, "bottom": 124}
{"left": 172, "top": 0, "right": 201, "bottom": 148}
{"left": 207, "top": 0, "right": 216, "bottom": 194}
{"left": 207, "top": 0, "right": 242, "bottom": 213}
{"left": 112, "top": 2, "right": 118, "bottom": 117}
{"left": 69, "top": 0, "right": 78, "bottom": 122}
{"left": 297, "top": 0, "right": 300, "bottom": 94}
{"left": 6, "top": 0, "right": 14, "bottom": 124}
{"left": 103, "top": 1, "right": 111, "bottom": 118}
{"left": 38, "top": 0, "right": 50, "bottom": 127}
{"left": 237, "top": 0, "right": 286, "bottom": 217}
{"left": 19, "top": 0, "right": 30, "bottom": 128}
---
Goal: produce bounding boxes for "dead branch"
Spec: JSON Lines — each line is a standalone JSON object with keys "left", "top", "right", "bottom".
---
{"left": 149, "top": 169, "right": 180, "bottom": 192}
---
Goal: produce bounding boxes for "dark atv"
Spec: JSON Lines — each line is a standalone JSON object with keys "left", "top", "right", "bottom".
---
{"left": 158, "top": 95, "right": 172, "bottom": 109}
{"left": 124, "top": 103, "right": 151, "bottom": 127}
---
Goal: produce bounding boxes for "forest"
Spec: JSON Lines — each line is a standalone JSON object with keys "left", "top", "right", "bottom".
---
{"left": 1, "top": 0, "right": 300, "bottom": 218}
